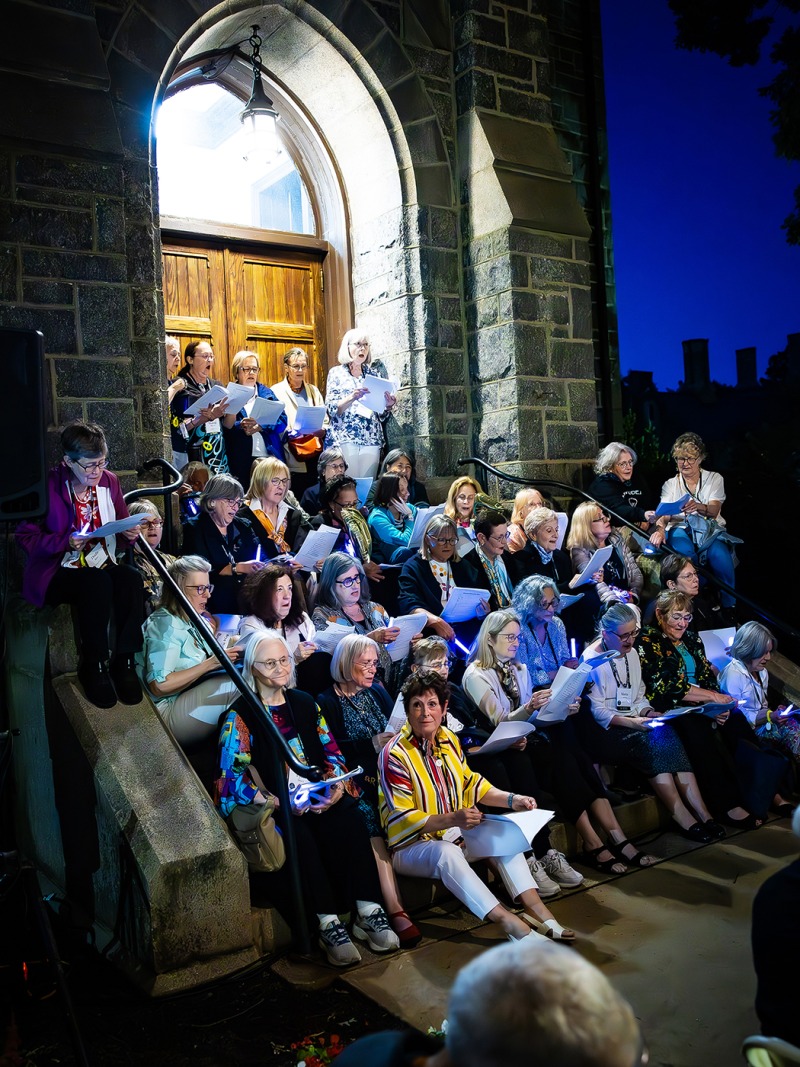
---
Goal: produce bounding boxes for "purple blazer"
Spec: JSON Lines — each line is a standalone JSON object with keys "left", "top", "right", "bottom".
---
{"left": 15, "top": 465, "right": 130, "bottom": 607}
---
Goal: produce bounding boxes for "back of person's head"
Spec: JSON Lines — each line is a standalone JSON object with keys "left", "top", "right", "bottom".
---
{"left": 373, "top": 472, "right": 405, "bottom": 509}
{"left": 445, "top": 938, "right": 641, "bottom": 1067}
{"left": 128, "top": 498, "right": 160, "bottom": 519}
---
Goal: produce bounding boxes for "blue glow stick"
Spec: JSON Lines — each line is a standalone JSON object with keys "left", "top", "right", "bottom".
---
{"left": 255, "top": 544, "right": 262, "bottom": 563}
{"left": 454, "top": 638, "right": 471, "bottom": 656}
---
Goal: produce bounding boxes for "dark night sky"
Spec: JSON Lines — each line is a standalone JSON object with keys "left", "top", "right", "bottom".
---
{"left": 600, "top": 0, "right": 800, "bottom": 390}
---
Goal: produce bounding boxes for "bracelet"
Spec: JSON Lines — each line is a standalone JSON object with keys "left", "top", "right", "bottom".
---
{"left": 507, "top": 793, "right": 515, "bottom": 809}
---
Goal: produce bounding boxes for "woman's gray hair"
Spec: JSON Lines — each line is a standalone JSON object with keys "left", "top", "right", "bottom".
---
{"left": 420, "top": 514, "right": 461, "bottom": 562}
{"left": 162, "top": 555, "right": 211, "bottom": 618}
{"left": 241, "top": 630, "right": 297, "bottom": 690}
{"left": 331, "top": 633, "right": 380, "bottom": 684}
{"left": 336, "top": 327, "right": 372, "bottom": 366}
{"left": 316, "top": 552, "right": 371, "bottom": 613}
{"left": 199, "top": 473, "right": 244, "bottom": 512}
{"left": 469, "top": 609, "right": 521, "bottom": 669}
{"left": 729, "top": 621, "right": 776, "bottom": 665}
{"left": 128, "top": 498, "right": 160, "bottom": 518}
{"left": 512, "top": 575, "right": 560, "bottom": 622}
{"left": 522, "top": 506, "right": 558, "bottom": 540}
{"left": 593, "top": 441, "right": 638, "bottom": 475}
{"left": 598, "top": 601, "right": 641, "bottom": 635}
{"left": 318, "top": 447, "right": 346, "bottom": 477}
{"left": 412, "top": 636, "right": 450, "bottom": 665}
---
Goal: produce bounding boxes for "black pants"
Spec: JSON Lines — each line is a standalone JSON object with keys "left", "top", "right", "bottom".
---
{"left": 530, "top": 716, "right": 606, "bottom": 824}
{"left": 46, "top": 563, "right": 145, "bottom": 660}
{"left": 670, "top": 715, "right": 743, "bottom": 815}
{"left": 260, "top": 799, "right": 382, "bottom": 925}
{"left": 468, "top": 747, "right": 551, "bottom": 857}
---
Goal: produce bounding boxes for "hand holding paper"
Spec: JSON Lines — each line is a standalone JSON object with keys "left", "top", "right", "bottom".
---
{"left": 571, "top": 545, "right": 613, "bottom": 587}
{"left": 655, "top": 493, "right": 691, "bottom": 518}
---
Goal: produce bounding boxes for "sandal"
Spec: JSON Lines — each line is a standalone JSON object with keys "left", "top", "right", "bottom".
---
{"left": 522, "top": 915, "right": 576, "bottom": 942}
{"left": 609, "top": 838, "right": 657, "bottom": 868}
{"left": 580, "top": 846, "right": 627, "bottom": 875}
{"left": 388, "top": 910, "right": 422, "bottom": 948}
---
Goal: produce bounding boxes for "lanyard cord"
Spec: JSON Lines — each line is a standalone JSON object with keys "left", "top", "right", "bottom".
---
{"left": 602, "top": 638, "right": 631, "bottom": 688}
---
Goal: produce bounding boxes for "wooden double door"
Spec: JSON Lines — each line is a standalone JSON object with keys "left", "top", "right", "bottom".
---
{"left": 162, "top": 236, "right": 327, "bottom": 389}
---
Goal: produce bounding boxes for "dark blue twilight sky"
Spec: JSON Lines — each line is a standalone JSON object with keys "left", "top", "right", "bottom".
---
{"left": 600, "top": 0, "right": 800, "bottom": 390}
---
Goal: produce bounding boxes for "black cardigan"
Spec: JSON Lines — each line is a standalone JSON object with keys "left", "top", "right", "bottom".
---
{"left": 182, "top": 511, "right": 260, "bottom": 614}
{"left": 397, "top": 553, "right": 480, "bottom": 617}
{"left": 505, "top": 544, "right": 573, "bottom": 591}
{"left": 316, "top": 682, "right": 394, "bottom": 805}
{"left": 238, "top": 502, "right": 311, "bottom": 559}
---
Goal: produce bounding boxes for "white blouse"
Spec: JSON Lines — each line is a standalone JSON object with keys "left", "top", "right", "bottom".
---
{"left": 660, "top": 470, "right": 727, "bottom": 529}
{"left": 585, "top": 638, "right": 652, "bottom": 728}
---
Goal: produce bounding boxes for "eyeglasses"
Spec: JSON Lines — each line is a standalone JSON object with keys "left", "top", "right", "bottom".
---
{"left": 540, "top": 598, "right": 557, "bottom": 609}
{"left": 240, "top": 365, "right": 259, "bottom": 374}
{"left": 326, "top": 462, "right": 347, "bottom": 474}
{"left": 141, "top": 519, "right": 164, "bottom": 529}
{"left": 255, "top": 656, "right": 291, "bottom": 671}
{"left": 336, "top": 575, "right": 362, "bottom": 588}
{"left": 218, "top": 498, "right": 243, "bottom": 509}
{"left": 432, "top": 537, "right": 457, "bottom": 546}
{"left": 354, "top": 659, "right": 378, "bottom": 671}
{"left": 424, "top": 659, "right": 451, "bottom": 671}
{"left": 591, "top": 512, "right": 610, "bottom": 522}
{"left": 288, "top": 362, "right": 308, "bottom": 370}
{"left": 71, "top": 457, "right": 109, "bottom": 473}
{"left": 674, "top": 455, "right": 699, "bottom": 465}
{"left": 269, "top": 478, "right": 290, "bottom": 487}
{"left": 349, "top": 340, "right": 370, "bottom": 349}
{"left": 610, "top": 627, "right": 640, "bottom": 641}
{"left": 668, "top": 613, "right": 693, "bottom": 624}
{"left": 616, "top": 460, "right": 634, "bottom": 469}
{"left": 496, "top": 633, "right": 520, "bottom": 642}
{"left": 185, "top": 584, "right": 214, "bottom": 595}
{"left": 485, "top": 532, "right": 507, "bottom": 544}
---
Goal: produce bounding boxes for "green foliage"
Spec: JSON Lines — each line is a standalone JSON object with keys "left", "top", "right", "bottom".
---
{"left": 621, "top": 410, "right": 671, "bottom": 481}
{"left": 668, "top": 0, "right": 800, "bottom": 244}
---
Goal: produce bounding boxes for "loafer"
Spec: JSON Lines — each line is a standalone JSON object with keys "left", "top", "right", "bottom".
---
{"left": 675, "top": 821, "right": 715, "bottom": 843}
{"left": 703, "top": 820, "right": 727, "bottom": 840}
{"left": 78, "top": 661, "right": 117, "bottom": 709}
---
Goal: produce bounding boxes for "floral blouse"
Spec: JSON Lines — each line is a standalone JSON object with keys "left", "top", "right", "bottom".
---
{"left": 636, "top": 625, "right": 718, "bottom": 712}
{"left": 324, "top": 360, "right": 390, "bottom": 449}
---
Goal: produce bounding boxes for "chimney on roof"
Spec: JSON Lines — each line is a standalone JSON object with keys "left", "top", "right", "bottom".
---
{"left": 682, "top": 339, "right": 709, "bottom": 391}
{"left": 787, "top": 334, "right": 800, "bottom": 385}
{"left": 736, "top": 347, "right": 757, "bottom": 388}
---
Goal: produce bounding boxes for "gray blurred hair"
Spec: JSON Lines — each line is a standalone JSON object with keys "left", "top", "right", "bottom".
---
{"left": 420, "top": 514, "right": 461, "bottom": 562}
{"left": 729, "top": 621, "right": 776, "bottom": 666}
{"left": 598, "top": 601, "right": 641, "bottom": 635}
{"left": 445, "top": 938, "right": 640, "bottom": 1067}
{"left": 162, "top": 555, "right": 211, "bottom": 618}
{"left": 336, "top": 327, "right": 372, "bottom": 366}
{"left": 331, "top": 633, "right": 380, "bottom": 684}
{"left": 594, "top": 442, "right": 638, "bottom": 475}
{"left": 199, "top": 473, "right": 245, "bottom": 512}
{"left": 241, "top": 630, "right": 297, "bottom": 690}
{"left": 512, "top": 575, "right": 560, "bottom": 622}
{"left": 523, "top": 506, "right": 558, "bottom": 540}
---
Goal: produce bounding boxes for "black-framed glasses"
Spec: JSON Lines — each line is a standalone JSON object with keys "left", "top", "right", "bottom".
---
{"left": 185, "top": 584, "right": 214, "bottom": 595}
{"left": 269, "top": 477, "right": 290, "bottom": 487}
{"left": 336, "top": 575, "right": 361, "bottom": 588}
{"left": 217, "top": 498, "right": 243, "bottom": 509}
{"left": 432, "top": 537, "right": 457, "bottom": 546}
{"left": 540, "top": 598, "right": 558, "bottom": 609}
{"left": 71, "top": 456, "right": 109, "bottom": 473}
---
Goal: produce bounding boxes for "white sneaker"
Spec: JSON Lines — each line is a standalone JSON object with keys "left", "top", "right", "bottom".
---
{"left": 542, "top": 849, "right": 584, "bottom": 888}
{"left": 527, "top": 856, "right": 561, "bottom": 898}
{"left": 352, "top": 908, "right": 401, "bottom": 953}
{"left": 319, "top": 919, "right": 361, "bottom": 966}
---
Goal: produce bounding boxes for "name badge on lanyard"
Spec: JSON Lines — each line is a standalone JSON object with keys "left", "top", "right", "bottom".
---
{"left": 616, "top": 686, "right": 633, "bottom": 711}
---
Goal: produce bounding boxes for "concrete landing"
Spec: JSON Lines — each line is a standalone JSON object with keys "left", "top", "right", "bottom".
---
{"left": 340, "top": 821, "right": 797, "bottom": 1067}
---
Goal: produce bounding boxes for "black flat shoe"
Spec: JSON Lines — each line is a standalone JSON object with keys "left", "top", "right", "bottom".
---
{"left": 703, "top": 820, "right": 727, "bottom": 840}
{"left": 721, "top": 813, "right": 762, "bottom": 831}
{"left": 78, "top": 660, "right": 117, "bottom": 709}
{"left": 580, "top": 846, "right": 626, "bottom": 874}
{"left": 771, "top": 803, "right": 796, "bottom": 819}
{"left": 675, "top": 821, "right": 714, "bottom": 843}
{"left": 111, "top": 655, "right": 143, "bottom": 705}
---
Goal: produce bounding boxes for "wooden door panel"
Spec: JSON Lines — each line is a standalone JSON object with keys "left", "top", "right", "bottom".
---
{"left": 162, "top": 238, "right": 326, "bottom": 393}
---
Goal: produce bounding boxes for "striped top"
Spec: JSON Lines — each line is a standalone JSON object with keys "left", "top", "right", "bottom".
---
{"left": 378, "top": 723, "right": 491, "bottom": 851}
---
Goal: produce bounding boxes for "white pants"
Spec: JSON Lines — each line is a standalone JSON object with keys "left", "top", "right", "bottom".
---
{"left": 157, "top": 675, "right": 240, "bottom": 746}
{"left": 392, "top": 839, "right": 537, "bottom": 920}
{"left": 340, "top": 443, "right": 381, "bottom": 480}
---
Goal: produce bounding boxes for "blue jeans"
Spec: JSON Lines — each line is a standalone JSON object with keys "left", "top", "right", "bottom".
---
{"left": 667, "top": 527, "right": 736, "bottom": 608}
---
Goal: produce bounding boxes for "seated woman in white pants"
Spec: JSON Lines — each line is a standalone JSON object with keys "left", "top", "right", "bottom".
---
{"left": 378, "top": 670, "right": 575, "bottom": 942}
{"left": 137, "top": 555, "right": 240, "bottom": 746}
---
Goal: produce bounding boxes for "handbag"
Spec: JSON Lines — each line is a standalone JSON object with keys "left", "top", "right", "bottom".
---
{"left": 287, "top": 433, "right": 323, "bottom": 460}
{"left": 226, "top": 797, "right": 285, "bottom": 872}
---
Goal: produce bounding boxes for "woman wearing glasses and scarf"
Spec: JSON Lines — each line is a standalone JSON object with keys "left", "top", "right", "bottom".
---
{"left": 238, "top": 457, "right": 311, "bottom": 565}
{"left": 16, "top": 420, "right": 145, "bottom": 709}
{"left": 638, "top": 590, "right": 763, "bottom": 828}
{"left": 182, "top": 473, "right": 265, "bottom": 614}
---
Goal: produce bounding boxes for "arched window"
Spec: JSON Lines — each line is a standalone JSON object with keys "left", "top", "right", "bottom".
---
{"left": 155, "top": 82, "right": 315, "bottom": 235}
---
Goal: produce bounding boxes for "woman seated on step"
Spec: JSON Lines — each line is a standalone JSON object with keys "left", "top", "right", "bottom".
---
{"left": 214, "top": 630, "right": 399, "bottom": 967}
{"left": 584, "top": 602, "right": 724, "bottom": 843}
{"left": 137, "top": 555, "right": 241, "bottom": 747}
{"left": 512, "top": 575, "right": 657, "bottom": 873}
{"left": 379, "top": 669, "right": 575, "bottom": 942}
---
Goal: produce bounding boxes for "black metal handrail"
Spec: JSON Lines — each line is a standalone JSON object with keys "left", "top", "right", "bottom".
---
{"left": 459, "top": 456, "right": 800, "bottom": 645}
{"left": 125, "top": 459, "right": 185, "bottom": 554}
{"left": 124, "top": 487, "right": 323, "bottom": 954}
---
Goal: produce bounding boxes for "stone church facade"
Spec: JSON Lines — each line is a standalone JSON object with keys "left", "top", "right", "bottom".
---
{"left": 0, "top": 0, "right": 620, "bottom": 491}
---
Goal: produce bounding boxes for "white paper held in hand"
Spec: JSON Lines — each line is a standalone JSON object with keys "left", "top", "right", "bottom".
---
{"left": 183, "top": 384, "right": 230, "bottom": 418}
{"left": 698, "top": 627, "right": 736, "bottom": 673}
{"left": 472, "top": 720, "right": 536, "bottom": 756}
{"left": 441, "top": 587, "right": 488, "bottom": 624}
{"left": 73, "top": 513, "right": 143, "bottom": 539}
{"left": 225, "top": 382, "right": 259, "bottom": 411}
{"left": 312, "top": 622, "right": 356, "bottom": 655}
{"left": 531, "top": 649, "right": 620, "bottom": 724}
{"left": 292, "top": 405, "right": 326, "bottom": 434}
{"left": 248, "top": 396, "right": 285, "bottom": 427}
{"left": 462, "top": 809, "right": 555, "bottom": 861}
{"left": 291, "top": 524, "right": 341, "bottom": 570}
{"left": 387, "top": 694, "right": 407, "bottom": 732}
{"left": 358, "top": 373, "right": 401, "bottom": 414}
{"left": 386, "top": 613, "right": 428, "bottom": 662}
{"left": 572, "top": 545, "right": 613, "bottom": 586}
{"left": 407, "top": 504, "right": 445, "bottom": 549}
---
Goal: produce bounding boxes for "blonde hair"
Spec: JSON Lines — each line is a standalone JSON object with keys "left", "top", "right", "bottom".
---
{"left": 470, "top": 610, "right": 521, "bottom": 669}
{"left": 566, "top": 500, "right": 604, "bottom": 552}
{"left": 444, "top": 476, "right": 481, "bottom": 521}
{"left": 231, "top": 350, "right": 260, "bottom": 379}
{"left": 510, "top": 487, "right": 544, "bottom": 526}
{"left": 247, "top": 456, "right": 291, "bottom": 501}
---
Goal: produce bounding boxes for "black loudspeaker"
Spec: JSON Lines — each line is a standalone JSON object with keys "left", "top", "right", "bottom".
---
{"left": 0, "top": 327, "right": 47, "bottom": 520}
